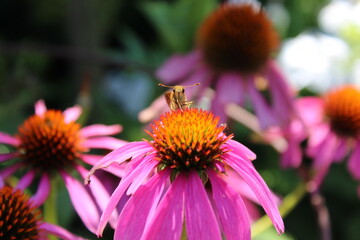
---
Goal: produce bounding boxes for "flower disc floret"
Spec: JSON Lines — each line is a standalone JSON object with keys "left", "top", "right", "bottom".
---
{"left": 324, "top": 86, "right": 360, "bottom": 137}
{"left": 197, "top": 3, "right": 279, "bottom": 73}
{"left": 0, "top": 186, "right": 41, "bottom": 240}
{"left": 146, "top": 109, "right": 232, "bottom": 172}
{"left": 17, "top": 110, "right": 83, "bottom": 172}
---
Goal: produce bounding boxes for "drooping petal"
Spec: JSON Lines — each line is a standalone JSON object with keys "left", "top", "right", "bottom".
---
{"left": 281, "top": 138, "right": 302, "bottom": 168}
{"left": 76, "top": 165, "right": 119, "bottom": 229}
{"left": 265, "top": 60, "right": 295, "bottom": 127}
{"left": 60, "top": 171, "right": 100, "bottom": 234}
{"left": 142, "top": 172, "right": 185, "bottom": 240}
{"left": 81, "top": 136, "right": 127, "bottom": 150}
{"left": 226, "top": 139, "right": 256, "bottom": 161}
{"left": 208, "top": 170, "right": 251, "bottom": 240}
{"left": 63, "top": 105, "right": 82, "bottom": 123}
{"left": 156, "top": 50, "right": 201, "bottom": 84}
{"left": 80, "top": 124, "right": 122, "bottom": 138}
{"left": 39, "top": 222, "right": 87, "bottom": 240}
{"left": 296, "top": 97, "right": 324, "bottom": 126}
{"left": 223, "top": 170, "right": 259, "bottom": 205}
{"left": 16, "top": 170, "right": 35, "bottom": 190}
{"left": 212, "top": 74, "right": 245, "bottom": 122}
{"left": 85, "top": 141, "right": 153, "bottom": 183}
{"left": 185, "top": 171, "right": 221, "bottom": 240}
{"left": 224, "top": 154, "right": 284, "bottom": 234}
{"left": 0, "top": 132, "right": 20, "bottom": 146}
{"left": 97, "top": 156, "right": 158, "bottom": 236}
{"left": 214, "top": 73, "right": 246, "bottom": 105}
{"left": 31, "top": 173, "right": 51, "bottom": 207}
{"left": 0, "top": 163, "right": 21, "bottom": 179}
{"left": 35, "top": 99, "right": 47, "bottom": 117}
{"left": 138, "top": 95, "right": 169, "bottom": 123}
{"left": 0, "top": 152, "right": 19, "bottom": 162}
{"left": 81, "top": 154, "right": 127, "bottom": 178}
{"left": 348, "top": 142, "right": 360, "bottom": 180}
{"left": 114, "top": 170, "right": 169, "bottom": 240}
{"left": 306, "top": 123, "right": 331, "bottom": 158}
{"left": 248, "top": 77, "right": 278, "bottom": 130}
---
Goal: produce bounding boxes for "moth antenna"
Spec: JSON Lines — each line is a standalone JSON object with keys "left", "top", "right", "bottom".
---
{"left": 158, "top": 83, "right": 200, "bottom": 89}
{"left": 183, "top": 83, "right": 200, "bottom": 89}
{"left": 158, "top": 83, "right": 176, "bottom": 89}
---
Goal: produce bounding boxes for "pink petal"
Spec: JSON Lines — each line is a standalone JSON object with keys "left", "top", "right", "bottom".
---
{"left": 0, "top": 152, "right": 19, "bottom": 162}
{"left": 306, "top": 123, "right": 331, "bottom": 158}
{"left": 39, "top": 222, "right": 86, "bottom": 240}
{"left": 81, "top": 136, "right": 127, "bottom": 150}
{"left": 265, "top": 60, "right": 295, "bottom": 127}
{"left": 348, "top": 142, "right": 360, "bottom": 180}
{"left": 96, "top": 157, "right": 158, "bottom": 236}
{"left": 226, "top": 139, "right": 256, "bottom": 161}
{"left": 312, "top": 131, "right": 338, "bottom": 168}
{"left": 211, "top": 74, "right": 245, "bottom": 122}
{"left": 76, "top": 165, "right": 119, "bottom": 228}
{"left": 114, "top": 170, "right": 169, "bottom": 240}
{"left": 248, "top": 77, "right": 278, "bottom": 130}
{"left": 142, "top": 172, "right": 185, "bottom": 240}
{"left": 208, "top": 170, "right": 251, "bottom": 240}
{"left": 138, "top": 95, "right": 169, "bottom": 123}
{"left": 223, "top": 170, "right": 259, "bottom": 204}
{"left": 214, "top": 73, "right": 246, "bottom": 105}
{"left": 60, "top": 171, "right": 100, "bottom": 234}
{"left": 35, "top": 99, "right": 47, "bottom": 117}
{"left": 0, "top": 132, "right": 20, "bottom": 146}
{"left": 156, "top": 50, "right": 201, "bottom": 84}
{"left": 333, "top": 138, "right": 348, "bottom": 162}
{"left": 85, "top": 141, "right": 153, "bottom": 184}
{"left": 296, "top": 97, "right": 324, "bottom": 126}
{"left": 81, "top": 154, "right": 127, "bottom": 178}
{"left": 224, "top": 153, "right": 284, "bottom": 234}
{"left": 80, "top": 124, "right": 122, "bottom": 138}
{"left": 31, "top": 173, "right": 51, "bottom": 207}
{"left": 16, "top": 170, "right": 35, "bottom": 190}
{"left": 0, "top": 163, "right": 21, "bottom": 179}
{"left": 281, "top": 138, "right": 302, "bottom": 168}
{"left": 63, "top": 105, "right": 82, "bottom": 123}
{"left": 185, "top": 171, "right": 221, "bottom": 240}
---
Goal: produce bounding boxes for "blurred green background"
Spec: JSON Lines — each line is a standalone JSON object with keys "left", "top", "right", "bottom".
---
{"left": 0, "top": 0, "right": 359, "bottom": 239}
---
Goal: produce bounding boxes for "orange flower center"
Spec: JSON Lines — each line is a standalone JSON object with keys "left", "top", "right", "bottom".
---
{"left": 17, "top": 110, "right": 84, "bottom": 173}
{"left": 146, "top": 109, "right": 232, "bottom": 175}
{"left": 0, "top": 186, "right": 41, "bottom": 240}
{"left": 197, "top": 3, "right": 279, "bottom": 73}
{"left": 324, "top": 86, "right": 360, "bottom": 137}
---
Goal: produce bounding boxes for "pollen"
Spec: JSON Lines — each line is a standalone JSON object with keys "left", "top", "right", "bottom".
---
{"left": 197, "top": 3, "right": 279, "bottom": 73}
{"left": 0, "top": 186, "right": 41, "bottom": 240}
{"left": 324, "top": 86, "right": 360, "bottom": 137}
{"left": 16, "top": 110, "right": 83, "bottom": 173}
{"left": 146, "top": 108, "right": 232, "bottom": 173}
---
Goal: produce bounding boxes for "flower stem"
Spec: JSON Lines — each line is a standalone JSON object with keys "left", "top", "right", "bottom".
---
{"left": 44, "top": 177, "right": 59, "bottom": 240}
{"left": 309, "top": 189, "right": 332, "bottom": 240}
{"left": 251, "top": 182, "right": 306, "bottom": 237}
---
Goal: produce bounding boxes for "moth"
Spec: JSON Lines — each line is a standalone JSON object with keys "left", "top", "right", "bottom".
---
{"left": 159, "top": 83, "right": 200, "bottom": 110}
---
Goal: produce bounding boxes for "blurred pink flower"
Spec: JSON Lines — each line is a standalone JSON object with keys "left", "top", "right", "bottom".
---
{"left": 87, "top": 108, "right": 284, "bottom": 239}
{"left": 273, "top": 86, "right": 360, "bottom": 190}
{"left": 0, "top": 100, "right": 126, "bottom": 233}
{"left": 0, "top": 182, "right": 86, "bottom": 240}
{"left": 139, "top": 3, "right": 295, "bottom": 130}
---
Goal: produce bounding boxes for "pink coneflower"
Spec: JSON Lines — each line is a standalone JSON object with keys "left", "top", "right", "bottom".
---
{"left": 0, "top": 100, "right": 126, "bottom": 233}
{"left": 87, "top": 108, "right": 284, "bottom": 239}
{"left": 139, "top": 3, "right": 295, "bottom": 130}
{"left": 0, "top": 183, "right": 85, "bottom": 240}
{"left": 274, "top": 86, "right": 360, "bottom": 190}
